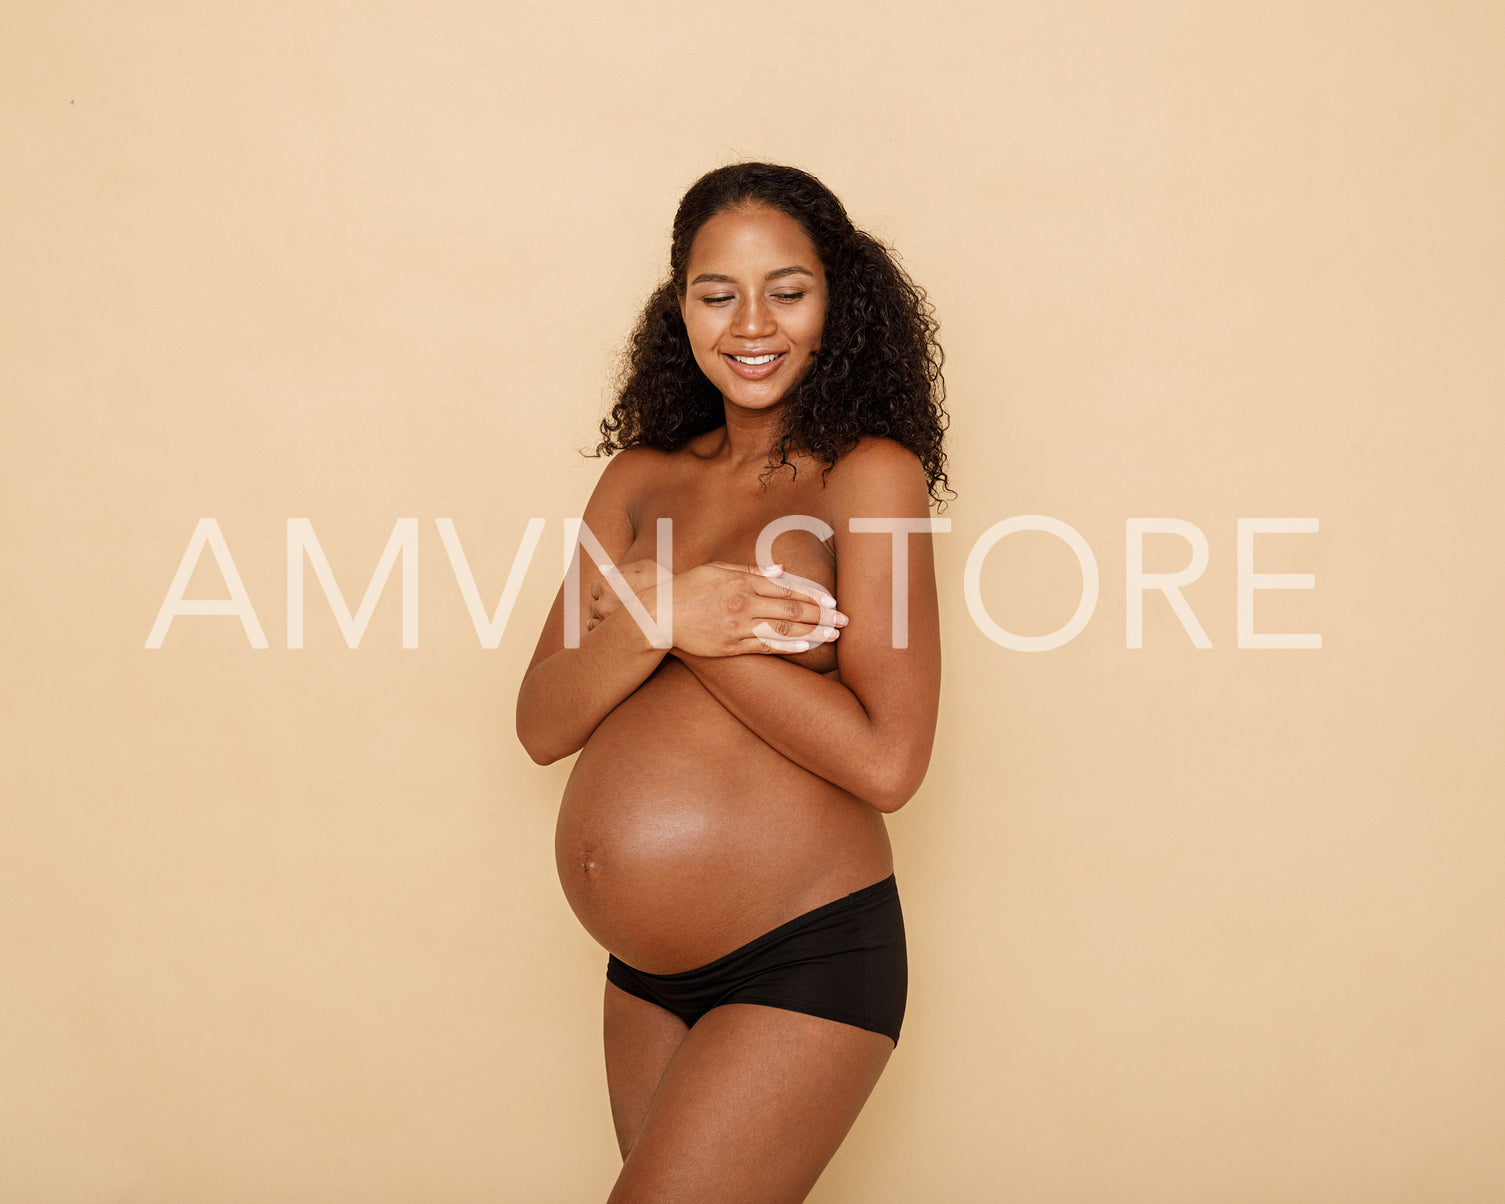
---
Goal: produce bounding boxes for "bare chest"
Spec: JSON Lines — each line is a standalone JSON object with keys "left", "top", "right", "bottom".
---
{"left": 622, "top": 473, "right": 839, "bottom": 670}
{"left": 625, "top": 499, "right": 834, "bottom": 593}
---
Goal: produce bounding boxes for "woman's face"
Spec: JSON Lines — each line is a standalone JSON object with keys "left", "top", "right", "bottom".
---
{"left": 679, "top": 204, "right": 828, "bottom": 413}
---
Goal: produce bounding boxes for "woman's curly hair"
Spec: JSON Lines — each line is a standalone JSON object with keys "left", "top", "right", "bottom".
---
{"left": 596, "top": 162, "right": 951, "bottom": 506}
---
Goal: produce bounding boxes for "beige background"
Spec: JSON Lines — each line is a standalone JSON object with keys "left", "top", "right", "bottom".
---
{"left": 4, "top": 2, "right": 1503, "bottom": 1201}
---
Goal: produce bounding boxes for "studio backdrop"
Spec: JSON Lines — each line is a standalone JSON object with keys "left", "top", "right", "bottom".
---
{"left": 4, "top": 3, "right": 1503, "bottom": 1201}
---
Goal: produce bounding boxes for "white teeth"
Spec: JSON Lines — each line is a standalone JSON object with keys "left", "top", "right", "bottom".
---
{"left": 731, "top": 353, "right": 779, "bottom": 365}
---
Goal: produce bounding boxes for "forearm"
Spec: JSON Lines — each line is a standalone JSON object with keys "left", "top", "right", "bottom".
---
{"left": 671, "top": 651, "right": 935, "bottom": 812}
{"left": 516, "top": 609, "right": 667, "bottom": 764}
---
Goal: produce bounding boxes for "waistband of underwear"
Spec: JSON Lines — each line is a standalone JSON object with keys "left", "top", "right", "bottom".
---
{"left": 624, "top": 874, "right": 900, "bottom": 983}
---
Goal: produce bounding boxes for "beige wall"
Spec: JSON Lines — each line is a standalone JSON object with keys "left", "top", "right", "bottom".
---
{"left": 5, "top": 2, "right": 1503, "bottom": 1200}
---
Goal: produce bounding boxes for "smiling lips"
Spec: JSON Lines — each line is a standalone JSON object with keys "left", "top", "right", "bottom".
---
{"left": 725, "top": 350, "right": 786, "bottom": 380}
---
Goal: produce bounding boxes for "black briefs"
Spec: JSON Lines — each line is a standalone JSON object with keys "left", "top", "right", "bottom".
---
{"left": 605, "top": 875, "right": 907, "bottom": 1045}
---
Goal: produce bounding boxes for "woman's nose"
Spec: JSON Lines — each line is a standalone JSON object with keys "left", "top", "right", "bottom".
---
{"left": 733, "top": 296, "right": 775, "bottom": 336}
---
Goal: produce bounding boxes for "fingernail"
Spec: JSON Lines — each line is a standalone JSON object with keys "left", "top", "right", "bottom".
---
{"left": 596, "top": 563, "right": 612, "bottom": 573}
{"left": 819, "top": 594, "right": 836, "bottom": 608}
{"left": 791, "top": 641, "right": 809, "bottom": 652}
{"left": 833, "top": 611, "right": 849, "bottom": 626}
{"left": 765, "top": 563, "right": 784, "bottom": 574}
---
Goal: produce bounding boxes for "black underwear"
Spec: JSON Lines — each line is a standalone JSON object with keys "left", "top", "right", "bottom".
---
{"left": 605, "top": 875, "right": 907, "bottom": 1045}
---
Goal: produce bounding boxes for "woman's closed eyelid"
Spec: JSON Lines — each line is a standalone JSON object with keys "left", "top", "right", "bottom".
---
{"left": 697, "top": 290, "right": 806, "bottom": 305}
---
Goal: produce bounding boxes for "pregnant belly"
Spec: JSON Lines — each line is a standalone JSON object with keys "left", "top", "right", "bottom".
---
{"left": 555, "top": 659, "right": 892, "bottom": 973}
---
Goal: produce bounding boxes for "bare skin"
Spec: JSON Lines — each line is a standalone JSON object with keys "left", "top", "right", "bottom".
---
{"left": 515, "top": 205, "right": 942, "bottom": 1201}
{"left": 604, "top": 989, "right": 894, "bottom": 1203}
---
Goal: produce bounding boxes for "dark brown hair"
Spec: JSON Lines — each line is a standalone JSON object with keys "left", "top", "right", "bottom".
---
{"left": 596, "top": 162, "right": 951, "bottom": 505}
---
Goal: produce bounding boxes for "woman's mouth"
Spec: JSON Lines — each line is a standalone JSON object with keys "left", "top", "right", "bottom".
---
{"left": 724, "top": 351, "right": 786, "bottom": 380}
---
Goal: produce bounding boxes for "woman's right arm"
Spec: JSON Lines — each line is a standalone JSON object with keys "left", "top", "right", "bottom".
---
{"left": 517, "top": 451, "right": 837, "bottom": 765}
{"left": 515, "top": 453, "right": 666, "bottom": 765}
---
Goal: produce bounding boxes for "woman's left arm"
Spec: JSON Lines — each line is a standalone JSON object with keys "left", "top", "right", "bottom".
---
{"left": 671, "top": 440, "right": 942, "bottom": 813}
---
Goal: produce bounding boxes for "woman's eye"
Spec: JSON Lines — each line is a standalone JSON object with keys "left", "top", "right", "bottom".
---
{"left": 702, "top": 295, "right": 733, "bottom": 306}
{"left": 773, "top": 292, "right": 806, "bottom": 303}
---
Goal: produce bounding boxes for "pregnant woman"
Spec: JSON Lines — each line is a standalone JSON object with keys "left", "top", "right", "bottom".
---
{"left": 516, "top": 162, "right": 948, "bottom": 1203}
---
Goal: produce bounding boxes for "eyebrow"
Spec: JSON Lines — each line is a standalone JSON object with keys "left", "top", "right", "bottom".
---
{"left": 688, "top": 266, "right": 817, "bottom": 286}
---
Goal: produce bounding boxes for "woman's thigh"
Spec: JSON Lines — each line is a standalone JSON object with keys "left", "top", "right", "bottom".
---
{"left": 607, "top": 1002, "right": 894, "bottom": 1204}
{"left": 604, "top": 980, "right": 690, "bottom": 1159}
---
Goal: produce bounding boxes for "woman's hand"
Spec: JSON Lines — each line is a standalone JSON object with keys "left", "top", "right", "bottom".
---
{"left": 661, "top": 440, "right": 942, "bottom": 812}
{"left": 587, "top": 560, "right": 846, "bottom": 656}
{"left": 585, "top": 559, "right": 664, "bottom": 629}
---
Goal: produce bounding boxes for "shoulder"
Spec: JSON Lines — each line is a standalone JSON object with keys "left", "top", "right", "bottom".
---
{"left": 591, "top": 444, "right": 671, "bottom": 495}
{"left": 823, "top": 437, "right": 929, "bottom": 514}
{"left": 830, "top": 436, "right": 924, "bottom": 476}
{"left": 581, "top": 447, "right": 666, "bottom": 538}
{"left": 586, "top": 439, "right": 713, "bottom": 527}
{"left": 599, "top": 428, "right": 725, "bottom": 480}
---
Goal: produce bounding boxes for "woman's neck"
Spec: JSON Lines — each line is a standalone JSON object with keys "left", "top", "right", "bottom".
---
{"left": 713, "top": 401, "right": 788, "bottom": 469}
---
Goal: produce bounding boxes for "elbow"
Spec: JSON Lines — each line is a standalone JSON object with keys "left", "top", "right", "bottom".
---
{"left": 520, "top": 738, "right": 561, "bottom": 767}
{"left": 867, "top": 789, "right": 911, "bottom": 815}
{"left": 515, "top": 701, "right": 567, "bottom": 766}
{"left": 517, "top": 729, "right": 572, "bottom": 766}
{"left": 515, "top": 704, "right": 589, "bottom": 766}
{"left": 862, "top": 751, "right": 930, "bottom": 814}
{"left": 515, "top": 724, "right": 554, "bottom": 766}
{"left": 516, "top": 718, "right": 575, "bottom": 766}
